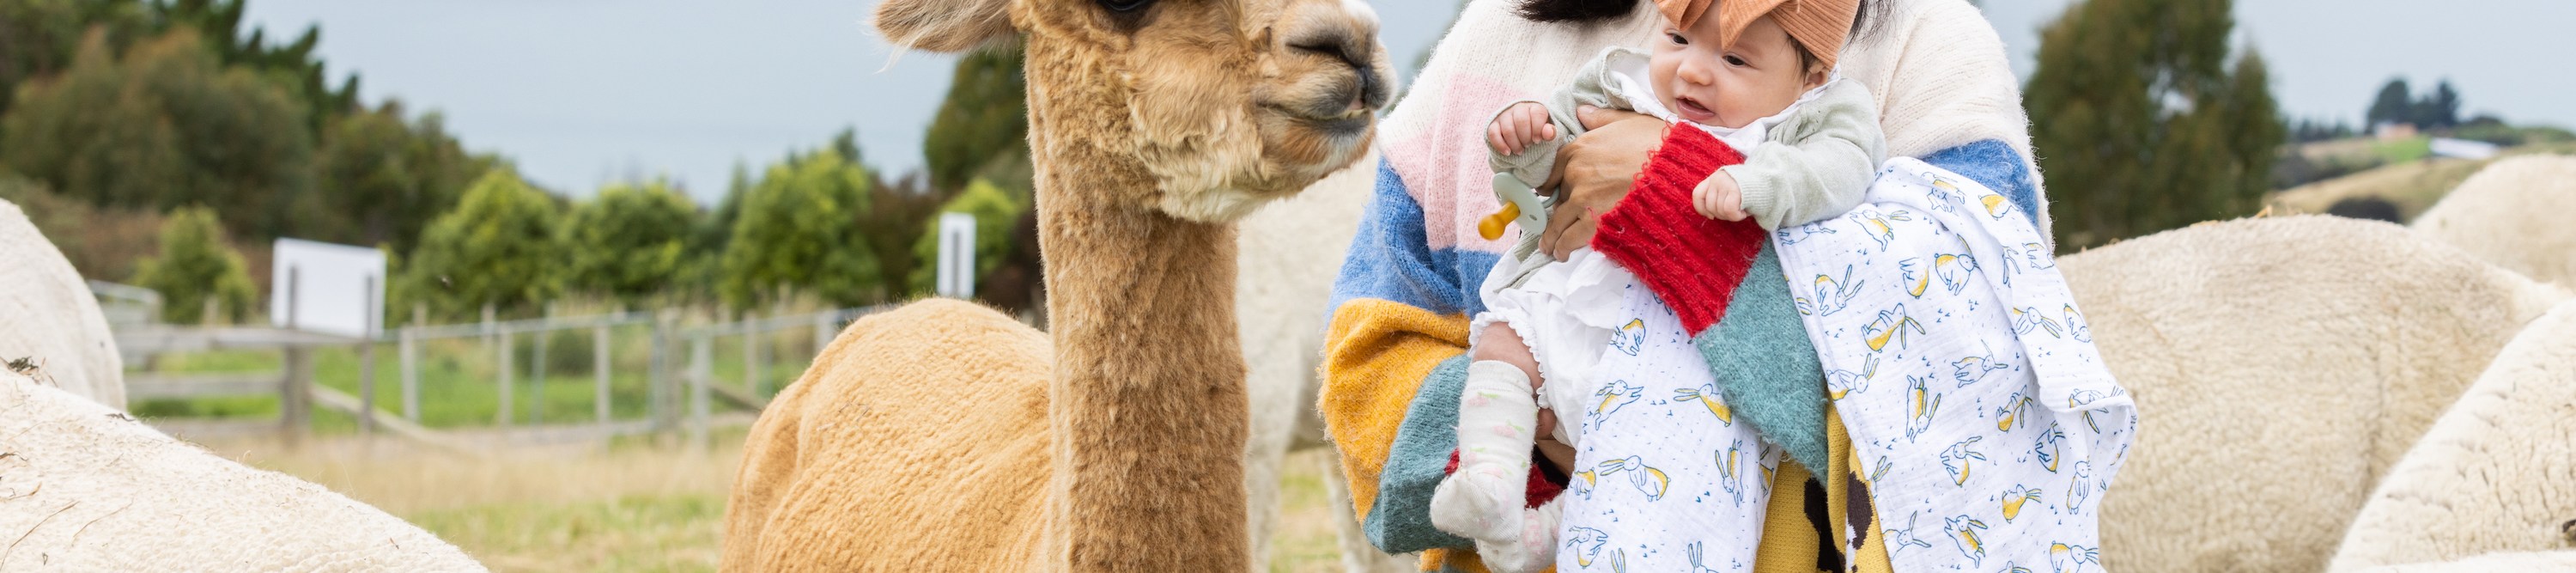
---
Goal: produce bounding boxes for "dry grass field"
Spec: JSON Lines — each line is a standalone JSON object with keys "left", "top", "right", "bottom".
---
{"left": 188, "top": 430, "right": 1354, "bottom": 572}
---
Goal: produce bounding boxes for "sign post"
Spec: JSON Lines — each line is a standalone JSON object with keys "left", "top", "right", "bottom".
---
{"left": 935, "top": 212, "right": 978, "bottom": 298}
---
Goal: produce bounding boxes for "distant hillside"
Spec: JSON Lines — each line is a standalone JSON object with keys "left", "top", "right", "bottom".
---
{"left": 2267, "top": 142, "right": 2576, "bottom": 223}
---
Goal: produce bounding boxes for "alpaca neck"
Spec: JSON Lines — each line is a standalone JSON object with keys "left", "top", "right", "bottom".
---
{"left": 1036, "top": 162, "right": 1249, "bottom": 570}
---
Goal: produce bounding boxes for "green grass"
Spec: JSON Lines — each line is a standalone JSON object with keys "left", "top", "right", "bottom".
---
{"left": 2375, "top": 135, "right": 2432, "bottom": 164}
{"left": 406, "top": 495, "right": 725, "bottom": 572}
{"left": 129, "top": 325, "right": 823, "bottom": 432}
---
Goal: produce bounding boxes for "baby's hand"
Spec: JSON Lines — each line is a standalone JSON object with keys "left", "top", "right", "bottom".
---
{"left": 1695, "top": 171, "right": 1748, "bottom": 221}
{"left": 1486, "top": 102, "right": 1558, "bottom": 156}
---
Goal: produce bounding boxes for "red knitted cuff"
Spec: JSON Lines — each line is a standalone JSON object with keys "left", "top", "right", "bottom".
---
{"left": 1590, "top": 125, "right": 1769, "bottom": 334}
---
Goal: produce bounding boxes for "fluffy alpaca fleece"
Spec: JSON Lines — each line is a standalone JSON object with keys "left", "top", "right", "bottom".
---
{"left": 2056, "top": 216, "right": 2569, "bottom": 573}
{"left": 720, "top": 299, "right": 1056, "bottom": 570}
{"left": 1234, "top": 149, "right": 1382, "bottom": 567}
{"left": 0, "top": 374, "right": 482, "bottom": 570}
{"left": 2342, "top": 551, "right": 2576, "bottom": 573}
{"left": 0, "top": 199, "right": 125, "bottom": 407}
{"left": 719, "top": 0, "right": 1392, "bottom": 570}
{"left": 2411, "top": 155, "right": 2576, "bottom": 285}
{"left": 2327, "top": 300, "right": 2576, "bottom": 570}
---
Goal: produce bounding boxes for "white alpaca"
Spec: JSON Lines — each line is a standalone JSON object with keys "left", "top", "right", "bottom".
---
{"left": 2339, "top": 551, "right": 2576, "bottom": 573}
{"left": 2329, "top": 300, "right": 2576, "bottom": 571}
{"left": 0, "top": 375, "right": 485, "bottom": 571}
{"left": 0, "top": 198, "right": 485, "bottom": 571}
{"left": 2411, "top": 155, "right": 2576, "bottom": 285}
{"left": 0, "top": 200, "right": 125, "bottom": 407}
{"left": 1236, "top": 149, "right": 1379, "bottom": 568}
{"left": 2057, "top": 215, "right": 2568, "bottom": 573}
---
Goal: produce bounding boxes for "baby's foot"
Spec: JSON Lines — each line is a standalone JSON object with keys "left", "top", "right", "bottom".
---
{"left": 1431, "top": 361, "right": 1540, "bottom": 541}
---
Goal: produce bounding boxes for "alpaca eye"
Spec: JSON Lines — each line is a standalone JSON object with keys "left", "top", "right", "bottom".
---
{"left": 1098, "top": 0, "right": 1153, "bottom": 12}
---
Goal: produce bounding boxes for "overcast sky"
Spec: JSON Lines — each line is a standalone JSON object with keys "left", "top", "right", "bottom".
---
{"left": 242, "top": 0, "right": 2573, "bottom": 204}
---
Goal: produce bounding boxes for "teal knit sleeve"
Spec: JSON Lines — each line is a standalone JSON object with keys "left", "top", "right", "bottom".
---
{"left": 1695, "top": 244, "right": 1831, "bottom": 471}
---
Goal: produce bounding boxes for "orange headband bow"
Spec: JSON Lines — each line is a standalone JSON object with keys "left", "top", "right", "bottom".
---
{"left": 1655, "top": 0, "right": 1861, "bottom": 70}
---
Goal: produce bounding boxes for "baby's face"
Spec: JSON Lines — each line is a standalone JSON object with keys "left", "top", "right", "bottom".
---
{"left": 1649, "top": 14, "right": 1824, "bottom": 129}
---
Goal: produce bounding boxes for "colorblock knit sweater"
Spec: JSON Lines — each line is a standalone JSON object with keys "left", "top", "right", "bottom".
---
{"left": 1319, "top": 0, "right": 2049, "bottom": 568}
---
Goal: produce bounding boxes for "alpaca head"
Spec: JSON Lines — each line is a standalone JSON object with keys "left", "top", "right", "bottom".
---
{"left": 876, "top": 0, "right": 1394, "bottom": 222}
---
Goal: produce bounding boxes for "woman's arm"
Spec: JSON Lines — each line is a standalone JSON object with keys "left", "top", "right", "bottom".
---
{"left": 1536, "top": 106, "right": 1668, "bottom": 260}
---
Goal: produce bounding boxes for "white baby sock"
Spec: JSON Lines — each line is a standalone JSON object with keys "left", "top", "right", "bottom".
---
{"left": 1430, "top": 360, "right": 1557, "bottom": 573}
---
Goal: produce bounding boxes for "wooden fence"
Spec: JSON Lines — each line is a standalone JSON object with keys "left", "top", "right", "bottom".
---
{"left": 118, "top": 307, "right": 884, "bottom": 450}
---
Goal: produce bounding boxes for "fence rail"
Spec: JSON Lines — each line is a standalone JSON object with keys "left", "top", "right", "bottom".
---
{"left": 116, "top": 305, "right": 890, "bottom": 449}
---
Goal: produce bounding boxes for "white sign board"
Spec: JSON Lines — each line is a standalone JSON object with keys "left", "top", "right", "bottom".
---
{"left": 936, "top": 212, "right": 977, "bottom": 298}
{"left": 2429, "top": 137, "right": 2501, "bottom": 160}
{"left": 269, "top": 238, "right": 387, "bottom": 338}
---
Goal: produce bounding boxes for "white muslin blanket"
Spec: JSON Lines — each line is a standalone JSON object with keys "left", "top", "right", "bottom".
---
{"left": 1772, "top": 157, "right": 2138, "bottom": 572}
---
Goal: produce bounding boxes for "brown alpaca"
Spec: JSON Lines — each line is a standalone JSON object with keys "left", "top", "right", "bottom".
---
{"left": 717, "top": 0, "right": 1393, "bottom": 570}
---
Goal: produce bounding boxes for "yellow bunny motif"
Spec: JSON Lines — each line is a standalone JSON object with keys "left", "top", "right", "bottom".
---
{"left": 1826, "top": 354, "right": 1880, "bottom": 399}
{"left": 1982, "top": 193, "right": 2014, "bottom": 219}
{"left": 1593, "top": 455, "right": 1671, "bottom": 501}
{"left": 1995, "top": 392, "right": 2034, "bottom": 431}
{"left": 2034, "top": 424, "right": 2067, "bottom": 472}
{"left": 2002, "top": 485, "right": 2044, "bottom": 521}
{"left": 1797, "top": 265, "right": 1865, "bottom": 316}
{"left": 2050, "top": 542, "right": 2101, "bottom": 573}
{"left": 1672, "top": 382, "right": 1735, "bottom": 425}
{"left": 1716, "top": 442, "right": 1747, "bottom": 503}
{"left": 1946, "top": 514, "right": 1991, "bottom": 565}
{"left": 1854, "top": 208, "right": 1916, "bottom": 251}
{"left": 1905, "top": 374, "right": 1942, "bottom": 440}
{"left": 1865, "top": 303, "right": 1927, "bottom": 352}
{"left": 1941, "top": 436, "right": 1987, "bottom": 485}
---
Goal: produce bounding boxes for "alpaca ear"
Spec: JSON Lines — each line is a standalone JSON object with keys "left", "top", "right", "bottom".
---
{"left": 874, "top": 0, "right": 1017, "bottom": 52}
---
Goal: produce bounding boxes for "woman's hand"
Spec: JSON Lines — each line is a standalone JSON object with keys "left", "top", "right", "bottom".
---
{"left": 1537, "top": 106, "right": 1668, "bottom": 260}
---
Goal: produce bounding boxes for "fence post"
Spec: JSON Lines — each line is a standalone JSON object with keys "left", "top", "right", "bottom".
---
{"left": 595, "top": 322, "right": 612, "bottom": 428}
{"left": 359, "top": 275, "right": 380, "bottom": 437}
{"left": 280, "top": 267, "right": 307, "bottom": 448}
{"left": 282, "top": 345, "right": 312, "bottom": 447}
{"left": 744, "top": 311, "right": 762, "bottom": 399}
{"left": 405, "top": 304, "right": 424, "bottom": 421}
{"left": 812, "top": 311, "right": 835, "bottom": 360}
{"left": 649, "top": 311, "right": 671, "bottom": 438}
{"left": 532, "top": 311, "right": 549, "bottom": 426}
{"left": 690, "top": 329, "right": 712, "bottom": 453}
{"left": 497, "top": 326, "right": 513, "bottom": 430}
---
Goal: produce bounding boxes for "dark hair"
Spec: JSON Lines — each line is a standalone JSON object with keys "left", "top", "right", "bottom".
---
{"left": 1514, "top": 0, "right": 1637, "bottom": 23}
{"left": 1516, "top": 0, "right": 1886, "bottom": 44}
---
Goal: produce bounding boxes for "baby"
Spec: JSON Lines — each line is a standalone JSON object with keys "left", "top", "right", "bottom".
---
{"left": 1431, "top": 0, "right": 1884, "bottom": 570}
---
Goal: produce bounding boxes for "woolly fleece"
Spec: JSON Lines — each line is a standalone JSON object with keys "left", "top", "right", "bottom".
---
{"left": 2411, "top": 155, "right": 2576, "bottom": 285}
{"left": 720, "top": 299, "right": 1054, "bottom": 570}
{"left": 2341, "top": 551, "right": 2576, "bottom": 573}
{"left": 2057, "top": 215, "right": 2568, "bottom": 573}
{"left": 0, "top": 374, "right": 483, "bottom": 571}
{"left": 0, "top": 199, "right": 124, "bottom": 407}
{"left": 2328, "top": 300, "right": 2576, "bottom": 570}
{"left": 1236, "top": 149, "right": 1380, "bottom": 565}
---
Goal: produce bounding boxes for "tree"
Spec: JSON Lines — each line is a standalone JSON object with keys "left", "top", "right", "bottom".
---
{"left": 859, "top": 172, "right": 951, "bottom": 299}
{"left": 2024, "top": 0, "right": 2281, "bottom": 251}
{"left": 0, "top": 28, "right": 314, "bottom": 239}
{"left": 308, "top": 101, "right": 490, "bottom": 252}
{"left": 908, "top": 179, "right": 1026, "bottom": 294}
{"left": 2415, "top": 80, "right": 2460, "bottom": 130}
{"left": 131, "top": 205, "right": 257, "bottom": 325}
{"left": 921, "top": 44, "right": 1029, "bottom": 192}
{"left": 403, "top": 169, "right": 562, "bottom": 319}
{"left": 561, "top": 180, "right": 698, "bottom": 304}
{"left": 2366, "top": 77, "right": 2412, "bottom": 128}
{"left": 719, "top": 150, "right": 881, "bottom": 308}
